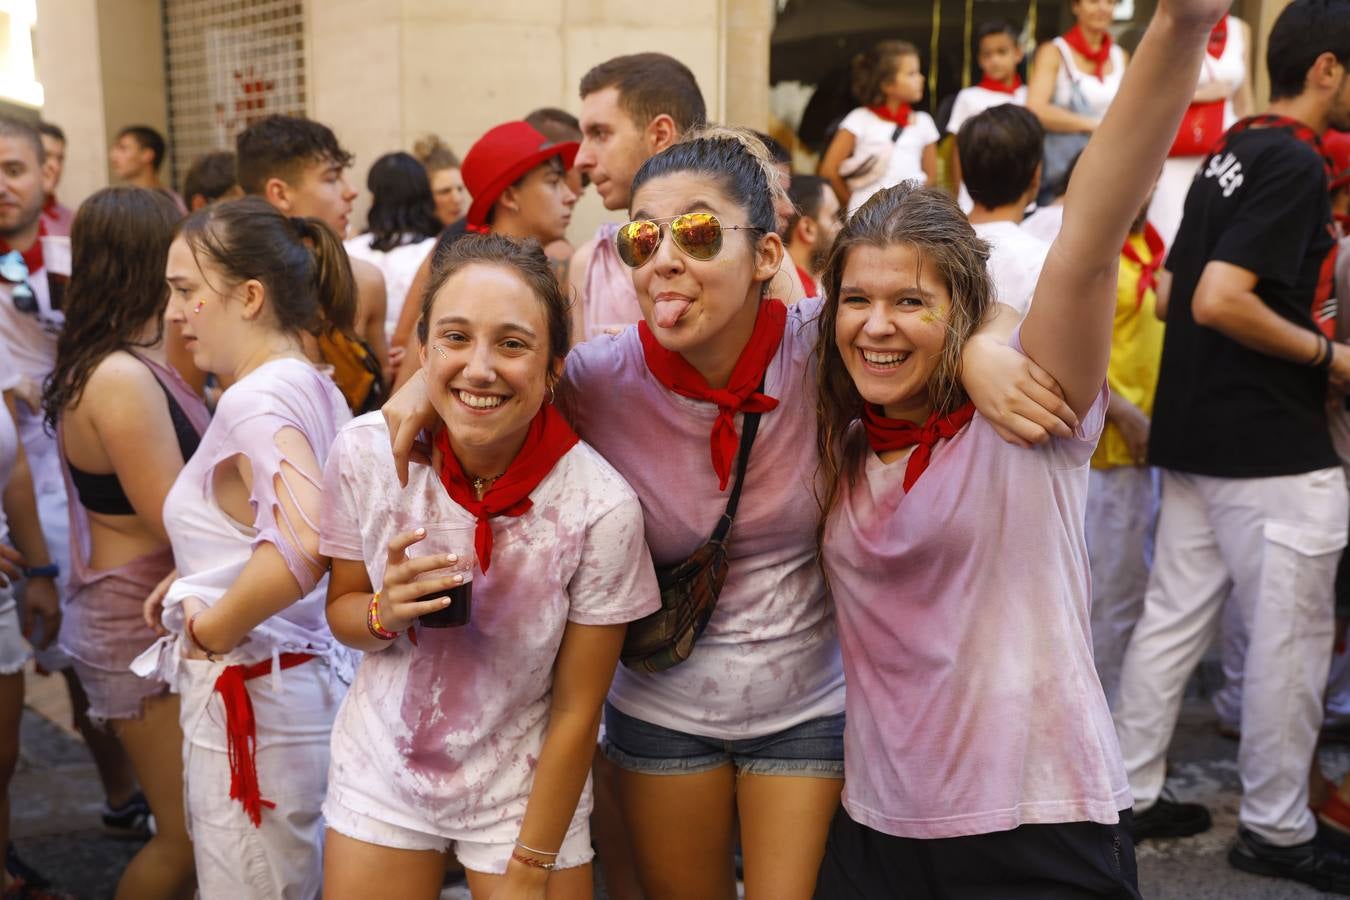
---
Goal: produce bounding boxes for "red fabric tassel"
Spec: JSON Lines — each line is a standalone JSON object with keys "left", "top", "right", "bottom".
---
{"left": 213, "top": 653, "right": 314, "bottom": 827}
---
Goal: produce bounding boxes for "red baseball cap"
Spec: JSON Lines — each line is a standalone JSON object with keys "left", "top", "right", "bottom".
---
{"left": 1325, "top": 129, "right": 1350, "bottom": 192}
{"left": 462, "top": 121, "right": 579, "bottom": 230}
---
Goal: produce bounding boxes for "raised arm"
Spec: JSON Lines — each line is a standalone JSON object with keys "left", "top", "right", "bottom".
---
{"left": 1020, "top": 1, "right": 1223, "bottom": 416}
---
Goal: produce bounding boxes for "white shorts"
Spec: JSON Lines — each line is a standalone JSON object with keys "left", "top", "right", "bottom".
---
{"left": 322, "top": 793, "right": 594, "bottom": 875}
{"left": 0, "top": 585, "right": 30, "bottom": 675}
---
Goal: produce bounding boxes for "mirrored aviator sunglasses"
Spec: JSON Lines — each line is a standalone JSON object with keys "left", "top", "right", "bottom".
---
{"left": 615, "top": 212, "right": 764, "bottom": 269}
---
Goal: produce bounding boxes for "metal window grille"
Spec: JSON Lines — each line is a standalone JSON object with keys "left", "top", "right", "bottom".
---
{"left": 162, "top": 0, "right": 306, "bottom": 192}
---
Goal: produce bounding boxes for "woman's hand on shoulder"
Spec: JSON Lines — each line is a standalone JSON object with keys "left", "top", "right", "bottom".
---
{"left": 382, "top": 369, "right": 436, "bottom": 486}
{"left": 961, "top": 330, "right": 1077, "bottom": 447}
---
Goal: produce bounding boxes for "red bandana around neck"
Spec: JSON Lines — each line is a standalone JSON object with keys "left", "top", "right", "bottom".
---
{"left": 1218, "top": 115, "right": 1333, "bottom": 179}
{"left": 433, "top": 404, "right": 579, "bottom": 572}
{"left": 638, "top": 299, "right": 786, "bottom": 490}
{"left": 0, "top": 218, "right": 46, "bottom": 276}
{"left": 1062, "top": 24, "right": 1113, "bottom": 80}
{"left": 1207, "top": 16, "right": 1228, "bottom": 59}
{"left": 977, "top": 74, "right": 1023, "bottom": 95}
{"left": 795, "top": 264, "right": 818, "bottom": 298}
{"left": 1121, "top": 223, "right": 1166, "bottom": 310}
{"left": 863, "top": 402, "right": 976, "bottom": 492}
{"left": 1336, "top": 212, "right": 1350, "bottom": 234}
{"left": 868, "top": 104, "right": 912, "bottom": 128}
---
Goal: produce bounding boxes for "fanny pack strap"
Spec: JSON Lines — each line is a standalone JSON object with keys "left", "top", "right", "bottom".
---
{"left": 709, "top": 407, "right": 762, "bottom": 545}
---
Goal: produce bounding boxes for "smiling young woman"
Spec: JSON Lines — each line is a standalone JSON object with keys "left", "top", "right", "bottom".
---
{"left": 810, "top": 0, "right": 1226, "bottom": 892}
{"left": 381, "top": 124, "right": 1086, "bottom": 898}
{"left": 319, "top": 233, "right": 658, "bottom": 900}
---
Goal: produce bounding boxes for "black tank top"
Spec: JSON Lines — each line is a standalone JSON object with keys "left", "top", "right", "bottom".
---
{"left": 68, "top": 371, "right": 202, "bottom": 516}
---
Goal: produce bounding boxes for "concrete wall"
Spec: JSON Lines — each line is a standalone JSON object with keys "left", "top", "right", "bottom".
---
{"left": 34, "top": 0, "right": 166, "bottom": 211}
{"left": 309, "top": 0, "right": 774, "bottom": 242}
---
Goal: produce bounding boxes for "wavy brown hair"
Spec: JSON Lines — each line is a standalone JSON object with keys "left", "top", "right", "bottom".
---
{"left": 812, "top": 182, "right": 994, "bottom": 537}
{"left": 851, "top": 40, "right": 919, "bottom": 108}
{"left": 42, "top": 187, "right": 183, "bottom": 428}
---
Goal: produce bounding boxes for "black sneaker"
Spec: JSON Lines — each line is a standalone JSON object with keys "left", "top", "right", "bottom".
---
{"left": 101, "top": 792, "right": 152, "bottom": 840}
{"left": 1229, "top": 826, "right": 1350, "bottom": 894}
{"left": 1131, "top": 797, "right": 1212, "bottom": 841}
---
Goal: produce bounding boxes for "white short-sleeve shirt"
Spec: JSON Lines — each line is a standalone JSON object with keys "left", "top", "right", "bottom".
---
{"left": 319, "top": 413, "right": 659, "bottom": 841}
{"left": 972, "top": 220, "right": 1051, "bottom": 319}
{"left": 839, "top": 107, "right": 941, "bottom": 213}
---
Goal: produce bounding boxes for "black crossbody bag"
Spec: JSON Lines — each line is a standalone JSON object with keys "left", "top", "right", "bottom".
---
{"left": 620, "top": 411, "right": 762, "bottom": 673}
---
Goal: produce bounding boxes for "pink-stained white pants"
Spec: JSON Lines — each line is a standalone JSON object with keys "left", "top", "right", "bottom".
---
{"left": 1113, "top": 467, "right": 1348, "bottom": 846}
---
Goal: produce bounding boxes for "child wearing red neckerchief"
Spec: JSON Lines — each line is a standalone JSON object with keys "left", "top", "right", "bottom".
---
{"left": 947, "top": 21, "right": 1029, "bottom": 211}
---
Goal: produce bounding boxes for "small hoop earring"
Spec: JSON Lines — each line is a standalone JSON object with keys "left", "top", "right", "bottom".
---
{"left": 547, "top": 383, "right": 556, "bottom": 405}
{"left": 192, "top": 299, "right": 206, "bottom": 315}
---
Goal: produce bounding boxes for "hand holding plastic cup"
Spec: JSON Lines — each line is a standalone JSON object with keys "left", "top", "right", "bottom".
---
{"left": 407, "top": 522, "right": 476, "bottom": 628}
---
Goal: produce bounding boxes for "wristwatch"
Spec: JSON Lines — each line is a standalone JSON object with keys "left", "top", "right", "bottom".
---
{"left": 21, "top": 563, "right": 59, "bottom": 579}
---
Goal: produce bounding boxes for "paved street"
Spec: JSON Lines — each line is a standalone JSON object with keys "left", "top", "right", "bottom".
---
{"left": 9, "top": 667, "right": 1350, "bottom": 899}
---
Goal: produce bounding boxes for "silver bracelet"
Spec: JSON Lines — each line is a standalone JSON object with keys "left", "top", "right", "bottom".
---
{"left": 514, "top": 839, "right": 560, "bottom": 857}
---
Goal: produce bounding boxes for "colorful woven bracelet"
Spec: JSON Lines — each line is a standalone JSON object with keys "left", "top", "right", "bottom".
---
{"left": 367, "top": 592, "right": 398, "bottom": 641}
{"left": 510, "top": 850, "right": 556, "bottom": 871}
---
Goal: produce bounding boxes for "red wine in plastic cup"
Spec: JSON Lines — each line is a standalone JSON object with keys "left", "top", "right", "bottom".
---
{"left": 413, "top": 522, "right": 476, "bottom": 628}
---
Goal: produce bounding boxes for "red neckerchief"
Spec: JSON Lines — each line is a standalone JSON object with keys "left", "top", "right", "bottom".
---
{"left": 795, "top": 264, "right": 818, "bottom": 298}
{"left": 977, "top": 74, "right": 1023, "bottom": 95}
{"left": 433, "top": 404, "right": 579, "bottom": 572}
{"left": 1121, "top": 223, "right": 1166, "bottom": 310}
{"left": 868, "top": 104, "right": 911, "bottom": 128}
{"left": 1217, "top": 115, "right": 1333, "bottom": 179}
{"left": 0, "top": 218, "right": 45, "bottom": 276}
{"left": 42, "top": 194, "right": 58, "bottom": 214}
{"left": 215, "top": 653, "right": 314, "bottom": 827}
{"left": 1207, "top": 16, "right": 1228, "bottom": 59}
{"left": 1335, "top": 212, "right": 1350, "bottom": 234}
{"left": 864, "top": 402, "right": 976, "bottom": 492}
{"left": 639, "top": 299, "right": 786, "bottom": 490}
{"left": 1062, "top": 24, "right": 1113, "bottom": 80}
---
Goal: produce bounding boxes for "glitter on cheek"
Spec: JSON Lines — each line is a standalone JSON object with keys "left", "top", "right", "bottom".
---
{"left": 920, "top": 303, "right": 946, "bottom": 325}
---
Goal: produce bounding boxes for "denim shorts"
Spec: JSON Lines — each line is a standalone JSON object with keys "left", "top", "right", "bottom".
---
{"left": 602, "top": 702, "right": 844, "bottom": 778}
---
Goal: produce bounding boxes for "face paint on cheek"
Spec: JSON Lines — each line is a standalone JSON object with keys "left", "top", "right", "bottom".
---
{"left": 920, "top": 303, "right": 946, "bottom": 325}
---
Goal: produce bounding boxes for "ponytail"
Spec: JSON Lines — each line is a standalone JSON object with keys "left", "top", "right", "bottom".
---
{"left": 177, "top": 196, "right": 354, "bottom": 338}
{"left": 291, "top": 214, "right": 357, "bottom": 336}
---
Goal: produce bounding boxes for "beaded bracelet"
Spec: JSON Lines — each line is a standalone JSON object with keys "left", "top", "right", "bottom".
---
{"left": 186, "top": 612, "right": 221, "bottom": 661}
{"left": 367, "top": 592, "right": 398, "bottom": 641}
{"left": 510, "top": 850, "right": 556, "bottom": 871}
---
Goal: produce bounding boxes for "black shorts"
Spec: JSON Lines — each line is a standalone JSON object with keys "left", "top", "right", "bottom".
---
{"left": 813, "top": 805, "right": 1141, "bottom": 900}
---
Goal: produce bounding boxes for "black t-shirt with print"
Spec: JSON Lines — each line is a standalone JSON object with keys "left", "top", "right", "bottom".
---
{"left": 1149, "top": 124, "right": 1338, "bottom": 478}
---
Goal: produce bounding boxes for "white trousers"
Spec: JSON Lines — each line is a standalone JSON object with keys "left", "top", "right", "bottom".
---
{"left": 1212, "top": 463, "right": 1350, "bottom": 731}
{"left": 1086, "top": 466, "right": 1158, "bottom": 709}
{"left": 1113, "top": 468, "right": 1348, "bottom": 846}
{"left": 179, "top": 656, "right": 343, "bottom": 900}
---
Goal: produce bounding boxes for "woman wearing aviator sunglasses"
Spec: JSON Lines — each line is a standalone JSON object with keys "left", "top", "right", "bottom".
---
{"left": 383, "top": 126, "right": 1078, "bottom": 899}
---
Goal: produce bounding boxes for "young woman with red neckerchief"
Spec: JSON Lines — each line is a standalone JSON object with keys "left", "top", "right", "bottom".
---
{"left": 321, "top": 233, "right": 658, "bottom": 900}
{"left": 381, "top": 126, "right": 1079, "bottom": 899}
{"left": 811, "top": 0, "right": 1225, "bottom": 891}
{"left": 1028, "top": 0, "right": 1131, "bottom": 204}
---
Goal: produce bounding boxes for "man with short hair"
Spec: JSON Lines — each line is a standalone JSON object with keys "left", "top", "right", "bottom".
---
{"left": 785, "top": 174, "right": 840, "bottom": 297}
{"left": 36, "top": 121, "right": 72, "bottom": 235}
{"left": 958, "top": 104, "right": 1051, "bottom": 321}
{"left": 568, "top": 52, "right": 803, "bottom": 342}
{"left": 235, "top": 114, "right": 389, "bottom": 397}
{"left": 182, "top": 150, "right": 241, "bottom": 211}
{"left": 389, "top": 121, "right": 579, "bottom": 389}
{"left": 1111, "top": 1, "right": 1350, "bottom": 889}
{"left": 109, "top": 125, "right": 184, "bottom": 211}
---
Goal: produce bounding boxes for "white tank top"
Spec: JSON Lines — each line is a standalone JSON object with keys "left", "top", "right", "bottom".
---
{"left": 1051, "top": 36, "right": 1127, "bottom": 122}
